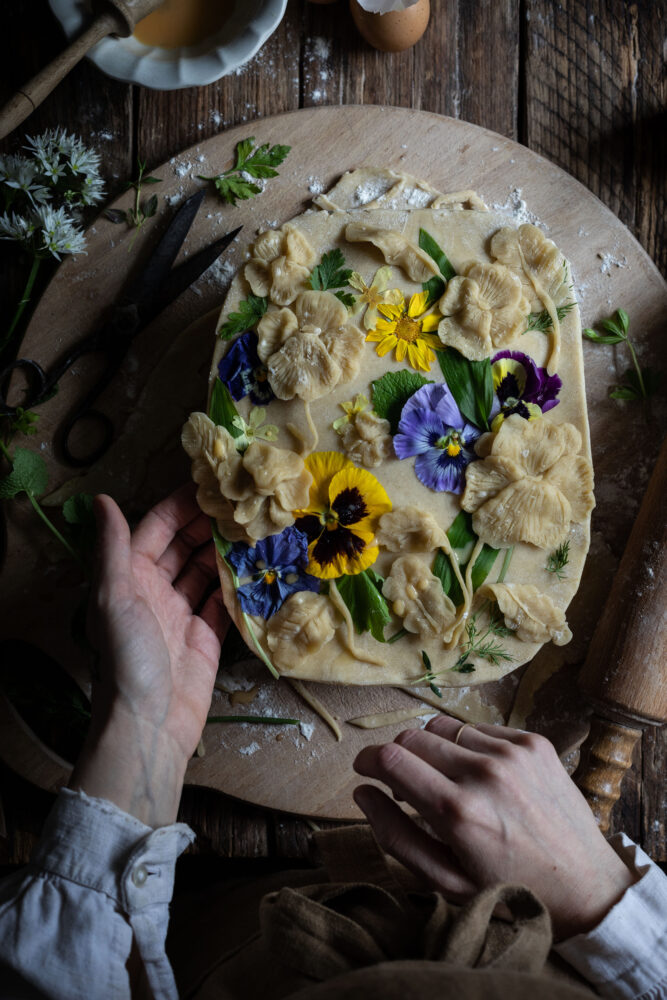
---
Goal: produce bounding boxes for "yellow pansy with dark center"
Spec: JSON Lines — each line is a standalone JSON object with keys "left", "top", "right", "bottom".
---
{"left": 294, "top": 451, "right": 392, "bottom": 579}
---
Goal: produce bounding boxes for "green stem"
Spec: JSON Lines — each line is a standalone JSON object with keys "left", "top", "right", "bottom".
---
{"left": 27, "top": 493, "right": 82, "bottom": 565}
{"left": 625, "top": 337, "right": 647, "bottom": 398}
{"left": 206, "top": 715, "right": 299, "bottom": 725}
{"left": 497, "top": 546, "right": 514, "bottom": 583}
{"left": 2, "top": 255, "right": 41, "bottom": 355}
{"left": 387, "top": 627, "right": 408, "bottom": 644}
{"left": 0, "top": 438, "right": 11, "bottom": 463}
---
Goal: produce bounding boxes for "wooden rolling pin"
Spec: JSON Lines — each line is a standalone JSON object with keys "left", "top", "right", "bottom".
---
{"left": 0, "top": 0, "right": 164, "bottom": 141}
{"left": 574, "top": 433, "right": 667, "bottom": 832}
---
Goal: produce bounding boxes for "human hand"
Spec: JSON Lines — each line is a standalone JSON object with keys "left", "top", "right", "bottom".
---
{"left": 353, "top": 715, "right": 636, "bottom": 940}
{"left": 69, "top": 485, "right": 229, "bottom": 827}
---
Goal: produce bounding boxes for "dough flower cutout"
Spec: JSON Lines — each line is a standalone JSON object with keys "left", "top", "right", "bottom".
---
{"left": 462, "top": 413, "right": 594, "bottom": 550}
{"left": 490, "top": 350, "right": 561, "bottom": 432}
{"left": 437, "top": 262, "right": 530, "bottom": 361}
{"left": 294, "top": 451, "right": 392, "bottom": 579}
{"left": 376, "top": 506, "right": 447, "bottom": 552}
{"left": 228, "top": 526, "right": 320, "bottom": 618}
{"left": 217, "top": 331, "right": 274, "bottom": 406}
{"left": 393, "top": 382, "right": 481, "bottom": 493}
{"left": 382, "top": 555, "right": 456, "bottom": 640}
{"left": 479, "top": 582, "right": 572, "bottom": 646}
{"left": 366, "top": 290, "right": 442, "bottom": 372}
{"left": 266, "top": 592, "right": 336, "bottom": 670}
{"left": 489, "top": 223, "right": 567, "bottom": 312}
{"left": 182, "top": 413, "right": 312, "bottom": 542}
{"left": 256, "top": 290, "right": 365, "bottom": 402}
{"left": 244, "top": 226, "right": 316, "bottom": 306}
{"left": 345, "top": 222, "right": 440, "bottom": 282}
{"left": 349, "top": 266, "right": 403, "bottom": 330}
{"left": 333, "top": 395, "right": 393, "bottom": 468}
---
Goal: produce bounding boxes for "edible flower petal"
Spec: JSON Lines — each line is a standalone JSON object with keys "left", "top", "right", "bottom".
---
{"left": 393, "top": 383, "right": 481, "bottom": 494}
{"left": 229, "top": 526, "right": 319, "bottom": 618}
{"left": 366, "top": 291, "right": 442, "bottom": 372}
{"left": 490, "top": 349, "right": 561, "bottom": 431}
{"left": 217, "top": 331, "right": 275, "bottom": 406}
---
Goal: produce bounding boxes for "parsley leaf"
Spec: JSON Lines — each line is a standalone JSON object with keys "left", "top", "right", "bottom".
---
{"left": 199, "top": 137, "right": 291, "bottom": 207}
{"left": 436, "top": 348, "right": 493, "bottom": 431}
{"left": 419, "top": 228, "right": 455, "bottom": 304}
{"left": 218, "top": 295, "right": 268, "bottom": 340}
{"left": 371, "top": 370, "right": 433, "bottom": 434}
{"left": 309, "top": 249, "right": 354, "bottom": 306}
{"left": 336, "top": 569, "right": 392, "bottom": 643}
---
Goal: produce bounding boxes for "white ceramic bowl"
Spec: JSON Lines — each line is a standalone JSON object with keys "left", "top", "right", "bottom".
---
{"left": 48, "top": 0, "right": 288, "bottom": 90}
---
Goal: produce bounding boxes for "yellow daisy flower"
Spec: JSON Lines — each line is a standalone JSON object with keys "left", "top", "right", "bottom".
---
{"left": 294, "top": 451, "right": 392, "bottom": 579}
{"left": 366, "top": 290, "right": 442, "bottom": 372}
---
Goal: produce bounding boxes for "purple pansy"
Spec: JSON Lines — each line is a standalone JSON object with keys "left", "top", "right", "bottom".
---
{"left": 490, "top": 350, "right": 561, "bottom": 430}
{"left": 217, "top": 331, "right": 274, "bottom": 406}
{"left": 228, "top": 526, "right": 319, "bottom": 618}
{"left": 393, "top": 383, "right": 482, "bottom": 494}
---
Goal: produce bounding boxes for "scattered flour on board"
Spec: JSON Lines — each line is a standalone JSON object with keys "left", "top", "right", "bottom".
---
{"left": 308, "top": 175, "right": 325, "bottom": 195}
{"left": 490, "top": 187, "right": 543, "bottom": 226}
{"left": 597, "top": 251, "right": 628, "bottom": 274}
{"left": 239, "top": 742, "right": 261, "bottom": 756}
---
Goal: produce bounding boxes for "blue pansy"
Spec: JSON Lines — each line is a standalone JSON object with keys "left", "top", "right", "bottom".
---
{"left": 228, "top": 526, "right": 319, "bottom": 618}
{"left": 217, "top": 331, "right": 274, "bottom": 405}
{"left": 393, "top": 382, "right": 481, "bottom": 494}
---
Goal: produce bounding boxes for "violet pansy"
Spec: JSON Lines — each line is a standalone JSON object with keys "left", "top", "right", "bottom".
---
{"left": 228, "top": 526, "right": 319, "bottom": 618}
{"left": 393, "top": 382, "right": 481, "bottom": 494}
{"left": 217, "top": 331, "right": 275, "bottom": 406}
{"left": 490, "top": 350, "right": 561, "bottom": 431}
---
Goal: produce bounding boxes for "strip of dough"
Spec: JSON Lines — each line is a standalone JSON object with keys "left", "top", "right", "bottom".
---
{"left": 517, "top": 241, "right": 561, "bottom": 374}
{"left": 287, "top": 400, "right": 319, "bottom": 455}
{"left": 288, "top": 679, "right": 343, "bottom": 742}
{"left": 329, "top": 580, "right": 387, "bottom": 666}
{"left": 395, "top": 685, "right": 503, "bottom": 725}
{"left": 347, "top": 706, "right": 435, "bottom": 729}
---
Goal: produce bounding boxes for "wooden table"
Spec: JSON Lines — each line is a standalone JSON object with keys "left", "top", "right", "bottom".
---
{"left": 0, "top": 0, "right": 665, "bottom": 866}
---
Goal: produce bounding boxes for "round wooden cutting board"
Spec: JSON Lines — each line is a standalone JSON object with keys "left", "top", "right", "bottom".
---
{"left": 1, "top": 106, "right": 665, "bottom": 819}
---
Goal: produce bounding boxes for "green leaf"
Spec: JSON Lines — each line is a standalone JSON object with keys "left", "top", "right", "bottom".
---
{"left": 213, "top": 174, "right": 262, "bottom": 205}
{"left": 432, "top": 511, "right": 498, "bottom": 606}
{"left": 103, "top": 208, "right": 128, "bottom": 225}
{"left": 336, "top": 568, "right": 392, "bottom": 643}
{"left": 218, "top": 294, "right": 268, "bottom": 340}
{"left": 62, "top": 493, "right": 97, "bottom": 566}
{"left": 208, "top": 380, "right": 244, "bottom": 442}
{"left": 469, "top": 543, "right": 499, "bottom": 591}
{"left": 310, "top": 249, "right": 353, "bottom": 293}
{"left": 142, "top": 175, "right": 161, "bottom": 185}
{"left": 335, "top": 290, "right": 356, "bottom": 309}
{"left": 233, "top": 136, "right": 256, "bottom": 170}
{"left": 418, "top": 228, "right": 455, "bottom": 281}
{"left": 616, "top": 308, "right": 630, "bottom": 334}
{"left": 455, "top": 661, "right": 476, "bottom": 674}
{"left": 609, "top": 367, "right": 662, "bottom": 401}
{"left": 0, "top": 447, "right": 48, "bottom": 499}
{"left": 436, "top": 349, "right": 493, "bottom": 430}
{"left": 371, "top": 369, "right": 433, "bottom": 434}
{"left": 210, "top": 519, "right": 232, "bottom": 559}
{"left": 445, "top": 509, "right": 476, "bottom": 550}
{"left": 239, "top": 141, "right": 291, "bottom": 177}
{"left": 144, "top": 193, "right": 158, "bottom": 218}
{"left": 422, "top": 275, "right": 445, "bottom": 305}
{"left": 582, "top": 327, "right": 625, "bottom": 345}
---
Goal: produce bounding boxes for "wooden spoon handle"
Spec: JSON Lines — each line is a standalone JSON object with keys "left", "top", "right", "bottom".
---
{"left": 0, "top": 11, "right": 121, "bottom": 141}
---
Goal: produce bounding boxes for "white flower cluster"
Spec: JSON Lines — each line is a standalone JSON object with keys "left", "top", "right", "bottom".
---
{"left": 0, "top": 128, "right": 105, "bottom": 261}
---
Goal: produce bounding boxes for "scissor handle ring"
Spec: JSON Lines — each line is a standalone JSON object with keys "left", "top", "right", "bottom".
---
{"left": 60, "top": 407, "right": 115, "bottom": 467}
{"left": 0, "top": 359, "right": 49, "bottom": 415}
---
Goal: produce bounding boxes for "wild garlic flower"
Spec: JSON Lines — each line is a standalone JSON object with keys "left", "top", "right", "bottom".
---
{"left": 0, "top": 155, "right": 50, "bottom": 206}
{"left": 23, "top": 128, "right": 105, "bottom": 209}
{"left": 0, "top": 205, "right": 87, "bottom": 260}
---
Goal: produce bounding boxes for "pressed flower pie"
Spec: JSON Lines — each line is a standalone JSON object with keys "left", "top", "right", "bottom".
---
{"left": 183, "top": 169, "right": 594, "bottom": 689}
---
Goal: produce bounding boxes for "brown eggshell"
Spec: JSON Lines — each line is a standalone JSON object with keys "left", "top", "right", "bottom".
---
{"left": 350, "top": 0, "right": 430, "bottom": 52}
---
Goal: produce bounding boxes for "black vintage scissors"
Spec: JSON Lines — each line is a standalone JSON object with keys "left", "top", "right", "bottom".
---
{"left": 0, "top": 189, "right": 240, "bottom": 466}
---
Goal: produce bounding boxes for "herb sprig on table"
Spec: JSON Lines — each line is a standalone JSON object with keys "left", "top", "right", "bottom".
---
{"left": 104, "top": 158, "right": 161, "bottom": 246}
{"left": 199, "top": 137, "right": 291, "bottom": 206}
{"left": 583, "top": 308, "right": 661, "bottom": 401}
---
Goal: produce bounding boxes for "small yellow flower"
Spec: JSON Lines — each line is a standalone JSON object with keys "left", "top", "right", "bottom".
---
{"left": 366, "top": 290, "right": 441, "bottom": 372}
{"left": 349, "top": 267, "right": 403, "bottom": 330}
{"left": 332, "top": 393, "right": 369, "bottom": 432}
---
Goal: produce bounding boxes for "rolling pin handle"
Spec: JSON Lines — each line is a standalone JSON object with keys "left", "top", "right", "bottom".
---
{"left": 573, "top": 714, "right": 643, "bottom": 834}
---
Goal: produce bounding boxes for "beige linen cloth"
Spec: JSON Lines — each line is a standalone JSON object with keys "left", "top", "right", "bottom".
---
{"left": 167, "top": 824, "right": 594, "bottom": 999}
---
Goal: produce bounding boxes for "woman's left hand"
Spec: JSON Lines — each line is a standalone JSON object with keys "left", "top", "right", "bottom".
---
{"left": 69, "top": 485, "right": 229, "bottom": 827}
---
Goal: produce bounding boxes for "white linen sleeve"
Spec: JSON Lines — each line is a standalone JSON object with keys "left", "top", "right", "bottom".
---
{"left": 554, "top": 833, "right": 667, "bottom": 1000}
{"left": 0, "top": 787, "right": 195, "bottom": 1000}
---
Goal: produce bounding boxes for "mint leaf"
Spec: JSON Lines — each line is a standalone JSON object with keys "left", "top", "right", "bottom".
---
{"left": 209, "top": 380, "right": 244, "bottom": 443}
{"left": 436, "top": 348, "right": 493, "bottom": 430}
{"left": 0, "top": 447, "right": 48, "bottom": 499}
{"left": 218, "top": 295, "right": 268, "bottom": 340}
{"left": 371, "top": 370, "right": 433, "bottom": 434}
{"left": 337, "top": 568, "right": 392, "bottom": 643}
{"left": 419, "top": 228, "right": 455, "bottom": 304}
{"left": 310, "top": 249, "right": 353, "bottom": 294}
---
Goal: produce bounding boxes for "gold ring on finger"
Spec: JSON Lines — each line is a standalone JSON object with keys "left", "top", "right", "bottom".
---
{"left": 454, "top": 722, "right": 476, "bottom": 746}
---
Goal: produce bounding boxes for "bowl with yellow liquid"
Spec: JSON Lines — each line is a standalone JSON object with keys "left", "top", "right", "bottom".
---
{"left": 48, "top": 0, "right": 288, "bottom": 89}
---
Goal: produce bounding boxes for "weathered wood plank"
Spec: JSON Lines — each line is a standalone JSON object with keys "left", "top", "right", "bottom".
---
{"left": 457, "top": 0, "right": 520, "bottom": 137}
